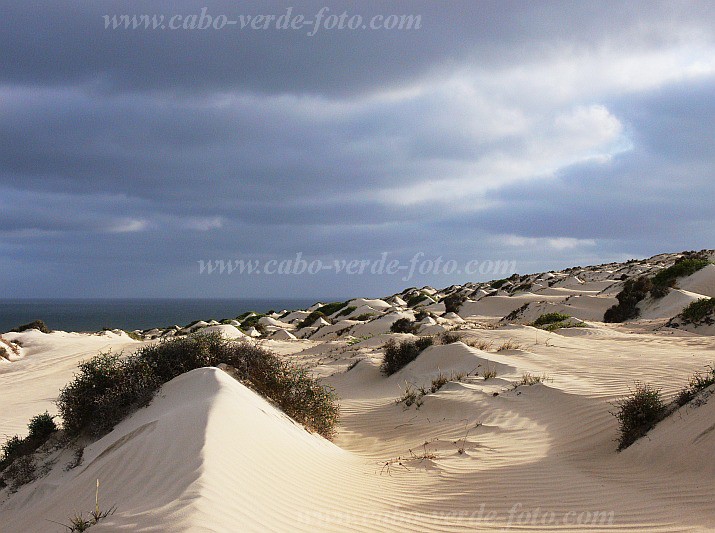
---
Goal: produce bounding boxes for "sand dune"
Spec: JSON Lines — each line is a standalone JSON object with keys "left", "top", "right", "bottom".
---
{"left": 2, "top": 251, "right": 715, "bottom": 531}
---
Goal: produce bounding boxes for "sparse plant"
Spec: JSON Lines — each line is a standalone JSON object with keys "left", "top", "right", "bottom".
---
{"left": 353, "top": 313, "right": 375, "bottom": 321}
{"left": 430, "top": 373, "right": 449, "bottom": 393}
{"left": 497, "top": 339, "right": 521, "bottom": 352}
{"left": 50, "top": 479, "right": 116, "bottom": 532}
{"left": 464, "top": 338, "right": 493, "bottom": 351}
{"left": 612, "top": 382, "right": 665, "bottom": 450}
{"left": 482, "top": 368, "right": 497, "bottom": 380}
{"left": 66, "top": 447, "right": 84, "bottom": 471}
{"left": 396, "top": 384, "right": 419, "bottom": 407}
{"left": 517, "top": 372, "right": 548, "bottom": 386}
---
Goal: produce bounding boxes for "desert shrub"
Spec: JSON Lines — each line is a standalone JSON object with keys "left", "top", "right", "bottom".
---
{"left": 381, "top": 337, "right": 434, "bottom": 376}
{"left": 612, "top": 382, "right": 665, "bottom": 450}
{"left": 443, "top": 293, "right": 466, "bottom": 314}
{"left": 0, "top": 345, "right": 7, "bottom": 359}
{"left": 11, "top": 319, "right": 51, "bottom": 334}
{"left": 504, "top": 303, "right": 529, "bottom": 322}
{"left": 414, "top": 310, "right": 430, "bottom": 321}
{"left": 240, "top": 313, "right": 268, "bottom": 330}
{"left": 604, "top": 276, "right": 653, "bottom": 322}
{"left": 3, "top": 455, "right": 36, "bottom": 491}
{"left": 406, "top": 292, "right": 432, "bottom": 307}
{"left": 336, "top": 306, "right": 357, "bottom": 318}
{"left": 390, "top": 318, "right": 418, "bottom": 334}
{"left": 27, "top": 412, "right": 57, "bottom": 440}
{"left": 57, "top": 333, "right": 339, "bottom": 439}
{"left": 1, "top": 412, "right": 59, "bottom": 474}
{"left": 651, "top": 258, "right": 710, "bottom": 298}
{"left": 297, "top": 310, "right": 328, "bottom": 329}
{"left": 316, "top": 301, "right": 349, "bottom": 316}
{"left": 439, "top": 331, "right": 461, "bottom": 344}
{"left": 680, "top": 298, "right": 715, "bottom": 325}
{"left": 676, "top": 364, "right": 715, "bottom": 406}
{"left": 491, "top": 278, "right": 508, "bottom": 289}
{"left": 533, "top": 313, "right": 571, "bottom": 327}
{"left": 353, "top": 313, "right": 375, "bottom": 321}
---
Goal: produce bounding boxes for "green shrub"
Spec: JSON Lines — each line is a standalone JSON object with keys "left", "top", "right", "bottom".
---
{"left": 316, "top": 301, "right": 349, "bottom": 316}
{"left": 604, "top": 276, "right": 652, "bottom": 322}
{"left": 532, "top": 313, "right": 571, "bottom": 327}
{"left": 491, "top": 278, "right": 508, "bottom": 289}
{"left": 27, "top": 412, "right": 57, "bottom": 440}
{"left": 680, "top": 298, "right": 715, "bottom": 325}
{"left": 11, "top": 320, "right": 51, "bottom": 334}
{"left": 57, "top": 333, "right": 339, "bottom": 439}
{"left": 1, "top": 412, "right": 59, "bottom": 475}
{"left": 239, "top": 313, "right": 267, "bottom": 330}
{"left": 390, "top": 318, "right": 418, "bottom": 334}
{"left": 336, "top": 306, "right": 357, "bottom": 318}
{"left": 612, "top": 382, "right": 665, "bottom": 450}
{"left": 353, "top": 313, "right": 375, "bottom": 321}
{"left": 380, "top": 337, "right": 433, "bottom": 376}
{"left": 651, "top": 258, "right": 710, "bottom": 298}
{"left": 297, "top": 310, "right": 328, "bottom": 329}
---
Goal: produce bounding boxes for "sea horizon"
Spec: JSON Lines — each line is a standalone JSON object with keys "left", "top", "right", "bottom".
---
{"left": 0, "top": 297, "right": 341, "bottom": 333}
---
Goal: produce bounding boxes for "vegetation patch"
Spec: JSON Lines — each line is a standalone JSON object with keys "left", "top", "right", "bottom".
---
{"left": 676, "top": 364, "right": 715, "bottom": 406}
{"left": 531, "top": 312, "right": 585, "bottom": 331}
{"left": 56, "top": 333, "right": 339, "bottom": 439}
{"left": 389, "top": 317, "right": 419, "bottom": 334}
{"left": 316, "top": 301, "right": 349, "bottom": 317}
{"left": 381, "top": 337, "right": 434, "bottom": 376}
{"left": 335, "top": 306, "right": 357, "bottom": 318}
{"left": 680, "top": 298, "right": 715, "bottom": 326}
{"left": 612, "top": 382, "right": 665, "bottom": 450}
{"left": 604, "top": 276, "right": 652, "bottom": 323}
{"left": 650, "top": 257, "right": 711, "bottom": 298}
{"left": 1, "top": 412, "right": 58, "bottom": 489}
{"left": 297, "top": 310, "right": 328, "bottom": 329}
{"left": 443, "top": 292, "right": 467, "bottom": 314}
{"left": 11, "top": 319, "right": 52, "bottom": 334}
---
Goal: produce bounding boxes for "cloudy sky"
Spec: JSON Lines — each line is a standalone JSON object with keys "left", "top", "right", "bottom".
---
{"left": 1, "top": 1, "right": 713, "bottom": 299}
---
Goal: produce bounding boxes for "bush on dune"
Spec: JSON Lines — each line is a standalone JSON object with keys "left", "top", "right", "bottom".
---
{"left": 612, "top": 382, "right": 665, "bottom": 450}
{"left": 380, "top": 337, "right": 434, "bottom": 376}
{"left": 650, "top": 257, "right": 711, "bottom": 298}
{"left": 11, "top": 319, "right": 52, "bottom": 334}
{"left": 57, "top": 333, "right": 339, "bottom": 439}
{"left": 604, "top": 276, "right": 653, "bottom": 323}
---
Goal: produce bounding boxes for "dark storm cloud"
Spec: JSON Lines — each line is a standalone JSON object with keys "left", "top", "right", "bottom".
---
{"left": 1, "top": 1, "right": 714, "bottom": 297}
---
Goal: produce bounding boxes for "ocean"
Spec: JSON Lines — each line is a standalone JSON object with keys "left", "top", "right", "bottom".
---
{"left": 0, "top": 298, "right": 323, "bottom": 333}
